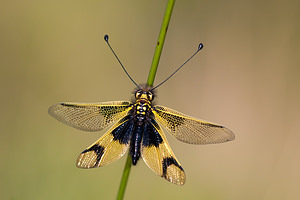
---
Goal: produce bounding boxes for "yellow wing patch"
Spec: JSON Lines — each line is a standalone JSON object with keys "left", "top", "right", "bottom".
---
{"left": 141, "top": 119, "right": 185, "bottom": 185}
{"left": 76, "top": 116, "right": 131, "bottom": 168}
{"left": 48, "top": 101, "right": 132, "bottom": 132}
{"left": 153, "top": 105, "right": 235, "bottom": 144}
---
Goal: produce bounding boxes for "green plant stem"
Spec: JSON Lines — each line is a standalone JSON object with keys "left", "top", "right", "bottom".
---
{"left": 116, "top": 0, "right": 175, "bottom": 199}
{"left": 147, "top": 0, "right": 176, "bottom": 86}
{"left": 116, "top": 154, "right": 132, "bottom": 200}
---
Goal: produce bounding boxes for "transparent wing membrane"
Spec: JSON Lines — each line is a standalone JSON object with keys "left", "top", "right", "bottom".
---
{"left": 48, "top": 101, "right": 132, "bottom": 131}
{"left": 153, "top": 105, "right": 235, "bottom": 144}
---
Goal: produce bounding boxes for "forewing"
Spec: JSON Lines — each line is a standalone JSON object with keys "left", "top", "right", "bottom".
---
{"left": 76, "top": 115, "right": 133, "bottom": 168}
{"left": 141, "top": 118, "right": 185, "bottom": 185}
{"left": 48, "top": 101, "right": 132, "bottom": 131}
{"left": 153, "top": 105, "right": 235, "bottom": 144}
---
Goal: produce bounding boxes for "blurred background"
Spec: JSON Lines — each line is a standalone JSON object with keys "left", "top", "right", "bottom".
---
{"left": 1, "top": 0, "right": 299, "bottom": 199}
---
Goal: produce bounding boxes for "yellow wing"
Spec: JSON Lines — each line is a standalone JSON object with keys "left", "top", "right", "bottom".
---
{"left": 48, "top": 101, "right": 132, "bottom": 132}
{"left": 152, "top": 105, "right": 235, "bottom": 144}
{"left": 141, "top": 118, "right": 185, "bottom": 185}
{"left": 76, "top": 115, "right": 133, "bottom": 168}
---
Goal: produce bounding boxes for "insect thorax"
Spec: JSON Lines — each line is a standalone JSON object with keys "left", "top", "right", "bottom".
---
{"left": 133, "top": 85, "right": 154, "bottom": 122}
{"left": 136, "top": 101, "right": 150, "bottom": 115}
{"left": 133, "top": 100, "right": 151, "bottom": 124}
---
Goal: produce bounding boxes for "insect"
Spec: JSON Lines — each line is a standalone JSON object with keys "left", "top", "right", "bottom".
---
{"left": 48, "top": 35, "right": 235, "bottom": 185}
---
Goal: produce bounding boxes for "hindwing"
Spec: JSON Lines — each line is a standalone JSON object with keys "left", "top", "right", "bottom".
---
{"left": 152, "top": 105, "right": 235, "bottom": 144}
{"left": 141, "top": 118, "right": 185, "bottom": 185}
{"left": 76, "top": 115, "right": 133, "bottom": 168}
{"left": 48, "top": 101, "right": 132, "bottom": 132}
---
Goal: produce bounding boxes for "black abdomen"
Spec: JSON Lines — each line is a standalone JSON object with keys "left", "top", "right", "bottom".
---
{"left": 130, "top": 125, "right": 143, "bottom": 165}
{"left": 130, "top": 102, "right": 151, "bottom": 165}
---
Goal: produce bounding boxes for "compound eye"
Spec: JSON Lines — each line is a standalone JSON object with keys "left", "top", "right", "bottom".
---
{"left": 147, "top": 92, "right": 153, "bottom": 101}
{"left": 135, "top": 91, "right": 142, "bottom": 99}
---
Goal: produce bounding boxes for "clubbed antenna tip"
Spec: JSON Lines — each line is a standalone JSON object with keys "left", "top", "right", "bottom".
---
{"left": 104, "top": 35, "right": 109, "bottom": 42}
{"left": 198, "top": 43, "right": 204, "bottom": 51}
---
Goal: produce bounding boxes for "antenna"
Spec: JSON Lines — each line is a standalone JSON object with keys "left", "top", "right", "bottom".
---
{"left": 104, "top": 35, "right": 139, "bottom": 87}
{"left": 151, "top": 43, "right": 204, "bottom": 90}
